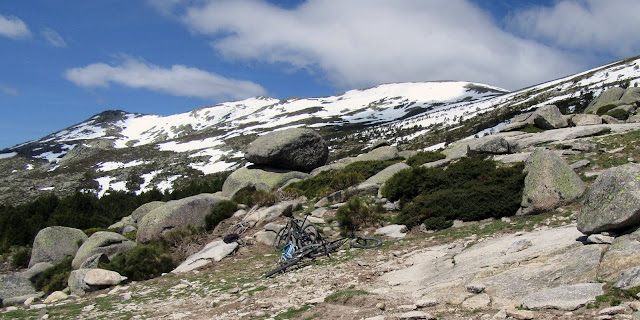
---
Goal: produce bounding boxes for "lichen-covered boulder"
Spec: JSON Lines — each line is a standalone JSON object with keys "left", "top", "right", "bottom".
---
{"left": 245, "top": 128, "right": 328, "bottom": 172}
{"left": 221, "top": 166, "right": 309, "bottom": 198}
{"left": 598, "top": 228, "right": 640, "bottom": 282}
{"left": 131, "top": 201, "right": 165, "bottom": 223}
{"left": 355, "top": 146, "right": 399, "bottom": 162}
{"left": 0, "top": 274, "right": 36, "bottom": 304}
{"left": 532, "top": 105, "right": 569, "bottom": 129}
{"left": 365, "top": 163, "right": 411, "bottom": 185}
{"left": 72, "top": 232, "right": 136, "bottom": 269}
{"left": 137, "top": 194, "right": 225, "bottom": 243}
{"left": 619, "top": 87, "right": 640, "bottom": 106}
{"left": 571, "top": 114, "right": 602, "bottom": 126}
{"left": 68, "top": 268, "right": 126, "bottom": 296}
{"left": 469, "top": 136, "right": 511, "bottom": 154}
{"left": 578, "top": 164, "right": 640, "bottom": 234}
{"left": 29, "top": 226, "right": 87, "bottom": 268}
{"left": 585, "top": 87, "right": 626, "bottom": 114}
{"left": 519, "top": 149, "right": 585, "bottom": 215}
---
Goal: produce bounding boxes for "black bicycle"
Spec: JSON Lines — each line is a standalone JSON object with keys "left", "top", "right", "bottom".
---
{"left": 272, "top": 211, "right": 321, "bottom": 252}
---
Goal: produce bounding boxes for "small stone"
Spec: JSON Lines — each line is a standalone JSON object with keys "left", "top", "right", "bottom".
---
{"left": 415, "top": 299, "right": 437, "bottom": 308}
{"left": 29, "top": 304, "right": 47, "bottom": 310}
{"left": 24, "top": 296, "right": 36, "bottom": 306}
{"left": 505, "top": 308, "right": 534, "bottom": 320}
{"left": 82, "top": 304, "right": 95, "bottom": 312}
{"left": 587, "top": 234, "right": 615, "bottom": 244}
{"left": 398, "top": 304, "right": 417, "bottom": 311}
{"left": 398, "top": 310, "right": 435, "bottom": 319}
{"left": 5, "top": 306, "right": 18, "bottom": 312}
{"left": 123, "top": 293, "right": 132, "bottom": 301}
{"left": 492, "top": 309, "right": 507, "bottom": 319}
{"left": 376, "top": 302, "right": 386, "bottom": 310}
{"left": 44, "top": 291, "right": 68, "bottom": 304}
{"left": 600, "top": 305, "right": 632, "bottom": 315}
{"left": 466, "top": 284, "right": 485, "bottom": 294}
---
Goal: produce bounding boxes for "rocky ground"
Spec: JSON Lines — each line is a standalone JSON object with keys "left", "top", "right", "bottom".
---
{"left": 2, "top": 208, "right": 640, "bottom": 320}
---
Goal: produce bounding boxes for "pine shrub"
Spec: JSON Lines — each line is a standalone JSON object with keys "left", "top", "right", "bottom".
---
{"left": 102, "top": 243, "right": 175, "bottom": 281}
{"left": 205, "top": 200, "right": 238, "bottom": 231}
{"left": 335, "top": 197, "right": 377, "bottom": 233}
{"left": 34, "top": 256, "right": 73, "bottom": 295}
{"left": 405, "top": 151, "right": 446, "bottom": 167}
{"left": 11, "top": 247, "right": 30, "bottom": 269}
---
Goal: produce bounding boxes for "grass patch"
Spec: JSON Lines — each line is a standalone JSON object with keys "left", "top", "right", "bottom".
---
{"left": 273, "top": 305, "right": 312, "bottom": 320}
{"left": 324, "top": 288, "right": 369, "bottom": 304}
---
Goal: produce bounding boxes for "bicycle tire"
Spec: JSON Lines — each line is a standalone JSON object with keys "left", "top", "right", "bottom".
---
{"left": 264, "top": 256, "right": 301, "bottom": 278}
{"left": 273, "top": 225, "right": 291, "bottom": 251}
{"left": 350, "top": 237, "right": 382, "bottom": 249}
{"left": 298, "top": 224, "right": 321, "bottom": 248}
{"left": 307, "top": 239, "right": 342, "bottom": 258}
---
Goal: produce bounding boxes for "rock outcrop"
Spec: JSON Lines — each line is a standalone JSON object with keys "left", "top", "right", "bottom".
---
{"left": 532, "top": 105, "right": 569, "bottom": 130}
{"left": 172, "top": 240, "right": 238, "bottom": 273}
{"left": 245, "top": 128, "right": 328, "bottom": 172}
{"left": 68, "top": 268, "right": 126, "bottom": 296}
{"left": 0, "top": 274, "right": 37, "bottom": 305}
{"left": 578, "top": 163, "right": 640, "bottom": 234}
{"left": 221, "top": 166, "right": 309, "bottom": 198}
{"left": 137, "top": 194, "right": 224, "bottom": 243}
{"left": 72, "top": 231, "right": 136, "bottom": 269}
{"left": 29, "top": 226, "right": 87, "bottom": 268}
{"left": 519, "top": 148, "right": 585, "bottom": 215}
{"left": 585, "top": 87, "right": 626, "bottom": 114}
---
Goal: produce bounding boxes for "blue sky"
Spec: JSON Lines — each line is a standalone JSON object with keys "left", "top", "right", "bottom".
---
{"left": 1, "top": 0, "right": 639, "bottom": 150}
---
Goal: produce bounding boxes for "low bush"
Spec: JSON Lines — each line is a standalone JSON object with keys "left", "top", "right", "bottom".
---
{"left": 102, "top": 243, "right": 175, "bottom": 281}
{"left": 607, "top": 108, "right": 630, "bottom": 120}
{"left": 405, "top": 151, "right": 446, "bottom": 167}
{"left": 597, "top": 104, "right": 618, "bottom": 115}
{"left": 335, "top": 197, "right": 378, "bottom": 233}
{"left": 205, "top": 200, "right": 238, "bottom": 231}
{"left": 11, "top": 247, "right": 30, "bottom": 269}
{"left": 330, "top": 171, "right": 365, "bottom": 191}
{"left": 34, "top": 256, "right": 73, "bottom": 295}
{"left": 387, "top": 155, "right": 525, "bottom": 230}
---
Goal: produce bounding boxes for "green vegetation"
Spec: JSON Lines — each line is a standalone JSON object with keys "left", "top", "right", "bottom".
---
{"left": 102, "top": 243, "right": 175, "bottom": 281}
{"left": 607, "top": 108, "right": 630, "bottom": 120}
{"left": 405, "top": 151, "right": 446, "bottom": 167}
{"left": 0, "top": 172, "right": 230, "bottom": 253}
{"left": 324, "top": 288, "right": 369, "bottom": 304}
{"left": 383, "top": 155, "right": 526, "bottom": 229}
{"left": 11, "top": 247, "right": 30, "bottom": 268}
{"left": 335, "top": 196, "right": 378, "bottom": 232}
{"left": 596, "top": 104, "right": 617, "bottom": 115}
{"left": 231, "top": 188, "right": 281, "bottom": 207}
{"left": 34, "top": 256, "right": 73, "bottom": 295}
{"left": 285, "top": 160, "right": 399, "bottom": 199}
{"left": 205, "top": 200, "right": 238, "bottom": 231}
{"left": 520, "top": 124, "right": 546, "bottom": 133}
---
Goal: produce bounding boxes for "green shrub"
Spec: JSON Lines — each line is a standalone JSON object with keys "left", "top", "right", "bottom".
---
{"left": 34, "top": 256, "right": 73, "bottom": 295}
{"left": 11, "top": 247, "right": 30, "bottom": 269}
{"left": 330, "top": 171, "right": 365, "bottom": 191}
{"left": 335, "top": 197, "right": 377, "bottom": 233}
{"left": 607, "top": 108, "right": 630, "bottom": 120}
{"left": 83, "top": 227, "right": 107, "bottom": 237}
{"left": 284, "top": 171, "right": 335, "bottom": 199}
{"left": 405, "top": 151, "right": 446, "bottom": 167}
{"left": 102, "top": 243, "right": 175, "bottom": 281}
{"left": 205, "top": 200, "right": 238, "bottom": 231}
{"left": 251, "top": 190, "right": 279, "bottom": 207}
{"left": 521, "top": 124, "right": 545, "bottom": 133}
{"left": 390, "top": 156, "right": 525, "bottom": 229}
{"left": 341, "top": 160, "right": 400, "bottom": 178}
{"left": 596, "top": 104, "right": 617, "bottom": 115}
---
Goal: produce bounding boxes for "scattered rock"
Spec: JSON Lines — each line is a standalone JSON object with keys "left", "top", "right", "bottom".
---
{"left": 521, "top": 283, "right": 604, "bottom": 311}
{"left": 469, "top": 136, "right": 511, "bottom": 154}
{"left": 571, "top": 114, "right": 603, "bottom": 126}
{"left": 600, "top": 305, "right": 632, "bottom": 316}
{"left": 0, "top": 274, "right": 37, "bottom": 305}
{"left": 578, "top": 164, "right": 640, "bottom": 234}
{"left": 29, "top": 226, "right": 87, "bottom": 268}
{"left": 504, "top": 239, "right": 533, "bottom": 254}
{"left": 137, "top": 194, "right": 225, "bottom": 243}
{"left": 519, "top": 148, "right": 585, "bottom": 215}
{"left": 44, "top": 291, "right": 68, "bottom": 304}
{"left": 22, "top": 262, "right": 54, "bottom": 282}
{"left": 613, "top": 266, "right": 640, "bottom": 290}
{"left": 254, "top": 231, "right": 276, "bottom": 246}
{"left": 398, "top": 310, "right": 436, "bottom": 320}
{"left": 69, "top": 268, "right": 125, "bottom": 296}
{"left": 505, "top": 308, "right": 535, "bottom": 320}
{"left": 365, "top": 163, "right": 411, "bottom": 185}
{"left": 586, "top": 234, "right": 615, "bottom": 244}
{"left": 245, "top": 128, "right": 328, "bottom": 172}
{"left": 569, "top": 159, "right": 591, "bottom": 170}
{"left": 598, "top": 229, "right": 640, "bottom": 281}
{"left": 462, "top": 293, "right": 490, "bottom": 309}
{"left": 466, "top": 284, "right": 486, "bottom": 294}
{"left": 243, "top": 200, "right": 302, "bottom": 224}
{"left": 131, "top": 201, "right": 165, "bottom": 223}
{"left": 532, "top": 105, "right": 569, "bottom": 129}
{"left": 355, "top": 146, "right": 399, "bottom": 162}
{"left": 172, "top": 240, "right": 238, "bottom": 273}
{"left": 375, "top": 225, "right": 407, "bottom": 238}
{"left": 415, "top": 298, "right": 438, "bottom": 308}
{"left": 72, "top": 231, "right": 136, "bottom": 269}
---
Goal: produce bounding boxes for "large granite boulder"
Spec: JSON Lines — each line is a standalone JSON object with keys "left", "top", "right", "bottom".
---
{"left": 619, "top": 87, "right": 640, "bottom": 106}
{"left": 0, "top": 273, "right": 37, "bottom": 305}
{"left": 68, "top": 268, "right": 126, "bottom": 296}
{"left": 532, "top": 105, "right": 569, "bottom": 130}
{"left": 571, "top": 114, "right": 602, "bottom": 126}
{"left": 221, "top": 166, "right": 309, "bottom": 198}
{"left": 131, "top": 201, "right": 165, "bottom": 223}
{"left": 597, "top": 227, "right": 640, "bottom": 282}
{"left": 72, "top": 231, "right": 136, "bottom": 269}
{"left": 172, "top": 240, "right": 238, "bottom": 273}
{"left": 578, "top": 164, "right": 640, "bottom": 234}
{"left": 519, "top": 149, "right": 585, "bottom": 215}
{"left": 245, "top": 128, "right": 328, "bottom": 172}
{"left": 137, "top": 194, "right": 224, "bottom": 243}
{"left": 521, "top": 283, "right": 604, "bottom": 311}
{"left": 468, "top": 136, "right": 511, "bottom": 154}
{"left": 584, "top": 87, "right": 626, "bottom": 114}
{"left": 355, "top": 146, "right": 399, "bottom": 162}
{"left": 365, "top": 162, "right": 411, "bottom": 185}
{"left": 243, "top": 200, "right": 302, "bottom": 224}
{"left": 29, "top": 226, "right": 87, "bottom": 268}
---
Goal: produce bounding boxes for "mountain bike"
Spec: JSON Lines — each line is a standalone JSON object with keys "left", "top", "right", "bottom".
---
{"left": 272, "top": 211, "right": 321, "bottom": 252}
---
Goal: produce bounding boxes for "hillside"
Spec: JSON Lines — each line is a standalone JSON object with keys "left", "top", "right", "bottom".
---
{"left": 1, "top": 56, "right": 639, "bottom": 206}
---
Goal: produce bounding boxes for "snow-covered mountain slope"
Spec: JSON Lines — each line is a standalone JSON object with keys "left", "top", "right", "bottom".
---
{"left": 1, "top": 55, "right": 639, "bottom": 205}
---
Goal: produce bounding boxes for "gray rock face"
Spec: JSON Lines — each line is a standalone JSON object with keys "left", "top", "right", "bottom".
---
{"left": 22, "top": 262, "right": 54, "bottom": 282}
{"left": 521, "top": 283, "right": 604, "bottom": 311}
{"left": 243, "top": 200, "right": 302, "bottom": 224}
{"left": 620, "top": 87, "right": 640, "bottom": 106}
{"left": 578, "top": 163, "right": 640, "bottom": 234}
{"left": 532, "top": 105, "right": 568, "bottom": 130}
{"left": 221, "top": 167, "right": 309, "bottom": 198}
{"left": 172, "top": 240, "right": 238, "bottom": 273}
{"left": 0, "top": 274, "right": 36, "bottom": 303}
{"left": 519, "top": 149, "right": 585, "bottom": 215}
{"left": 137, "top": 194, "right": 224, "bottom": 243}
{"left": 613, "top": 266, "right": 640, "bottom": 290}
{"left": 355, "top": 146, "right": 399, "bottom": 162}
{"left": 365, "top": 163, "right": 410, "bottom": 185}
{"left": 72, "top": 231, "right": 136, "bottom": 269}
{"left": 29, "top": 226, "right": 88, "bottom": 268}
{"left": 68, "top": 268, "right": 125, "bottom": 296}
{"left": 131, "top": 201, "right": 165, "bottom": 223}
{"left": 571, "top": 114, "right": 602, "bottom": 126}
{"left": 598, "top": 229, "right": 640, "bottom": 281}
{"left": 585, "top": 87, "right": 626, "bottom": 114}
{"left": 245, "top": 128, "right": 328, "bottom": 172}
{"left": 470, "top": 136, "right": 511, "bottom": 154}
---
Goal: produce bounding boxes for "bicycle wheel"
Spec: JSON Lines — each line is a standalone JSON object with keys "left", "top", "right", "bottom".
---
{"left": 350, "top": 237, "right": 382, "bottom": 249}
{"left": 307, "top": 239, "right": 343, "bottom": 258}
{"left": 273, "top": 225, "right": 291, "bottom": 251}
{"left": 298, "top": 224, "right": 321, "bottom": 248}
{"left": 264, "top": 257, "right": 301, "bottom": 278}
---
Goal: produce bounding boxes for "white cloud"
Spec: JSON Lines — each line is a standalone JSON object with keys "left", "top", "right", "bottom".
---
{"left": 64, "top": 57, "right": 267, "bottom": 100}
{"left": 0, "top": 14, "right": 31, "bottom": 39}
{"left": 0, "top": 85, "right": 18, "bottom": 95}
{"left": 176, "top": 0, "right": 583, "bottom": 90}
{"left": 41, "top": 27, "right": 67, "bottom": 47}
{"left": 507, "top": 0, "right": 640, "bottom": 56}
